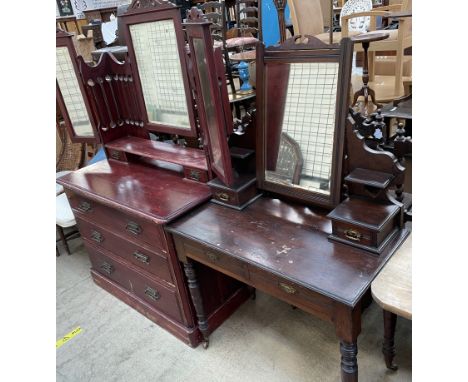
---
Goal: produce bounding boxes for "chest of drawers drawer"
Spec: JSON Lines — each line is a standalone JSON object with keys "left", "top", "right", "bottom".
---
{"left": 85, "top": 241, "right": 184, "bottom": 323}
{"left": 77, "top": 217, "right": 173, "bottom": 284}
{"left": 66, "top": 190, "right": 168, "bottom": 253}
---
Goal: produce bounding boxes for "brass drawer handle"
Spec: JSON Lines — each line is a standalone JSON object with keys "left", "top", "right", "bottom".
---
{"left": 126, "top": 221, "right": 142, "bottom": 235}
{"left": 91, "top": 230, "right": 103, "bottom": 243}
{"left": 189, "top": 169, "right": 200, "bottom": 181}
{"left": 279, "top": 282, "right": 297, "bottom": 294}
{"left": 100, "top": 262, "right": 114, "bottom": 275}
{"left": 344, "top": 229, "right": 362, "bottom": 242}
{"left": 144, "top": 286, "right": 160, "bottom": 301}
{"left": 110, "top": 150, "right": 120, "bottom": 160}
{"left": 78, "top": 201, "right": 92, "bottom": 212}
{"left": 207, "top": 252, "right": 219, "bottom": 262}
{"left": 133, "top": 251, "right": 150, "bottom": 264}
{"left": 216, "top": 192, "right": 230, "bottom": 202}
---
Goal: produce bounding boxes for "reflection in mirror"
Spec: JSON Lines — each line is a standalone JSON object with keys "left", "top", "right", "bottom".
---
{"left": 56, "top": 47, "right": 94, "bottom": 137}
{"left": 130, "top": 20, "right": 190, "bottom": 129}
{"left": 192, "top": 38, "right": 225, "bottom": 178}
{"left": 265, "top": 62, "right": 339, "bottom": 195}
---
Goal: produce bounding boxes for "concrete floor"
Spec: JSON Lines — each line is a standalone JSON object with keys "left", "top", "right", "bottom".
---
{"left": 57, "top": 238, "right": 412, "bottom": 382}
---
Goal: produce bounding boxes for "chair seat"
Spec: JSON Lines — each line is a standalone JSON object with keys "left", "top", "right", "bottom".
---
{"left": 315, "top": 30, "right": 361, "bottom": 44}
{"left": 226, "top": 36, "right": 258, "bottom": 49}
{"left": 56, "top": 171, "right": 71, "bottom": 196}
{"left": 56, "top": 193, "right": 76, "bottom": 228}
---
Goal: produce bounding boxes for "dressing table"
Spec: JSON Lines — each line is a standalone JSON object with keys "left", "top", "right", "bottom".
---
{"left": 167, "top": 14, "right": 411, "bottom": 381}
{"left": 56, "top": 0, "right": 251, "bottom": 347}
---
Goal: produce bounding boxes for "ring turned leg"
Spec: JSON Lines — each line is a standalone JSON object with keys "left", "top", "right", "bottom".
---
{"left": 383, "top": 310, "right": 398, "bottom": 370}
{"left": 183, "top": 259, "right": 210, "bottom": 349}
{"left": 340, "top": 341, "right": 358, "bottom": 382}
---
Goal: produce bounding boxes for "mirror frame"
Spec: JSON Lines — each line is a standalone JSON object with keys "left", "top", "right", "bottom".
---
{"left": 121, "top": 1, "right": 198, "bottom": 137}
{"left": 56, "top": 28, "right": 99, "bottom": 143}
{"left": 185, "top": 10, "right": 234, "bottom": 186}
{"left": 256, "top": 36, "right": 353, "bottom": 209}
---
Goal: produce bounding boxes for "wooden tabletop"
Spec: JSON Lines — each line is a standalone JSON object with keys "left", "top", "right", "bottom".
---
{"left": 167, "top": 197, "right": 410, "bottom": 307}
{"left": 372, "top": 234, "right": 412, "bottom": 319}
{"left": 57, "top": 160, "right": 212, "bottom": 224}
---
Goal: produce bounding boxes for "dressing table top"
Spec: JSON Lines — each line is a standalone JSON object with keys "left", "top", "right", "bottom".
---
{"left": 167, "top": 197, "right": 410, "bottom": 307}
{"left": 57, "top": 160, "right": 212, "bottom": 224}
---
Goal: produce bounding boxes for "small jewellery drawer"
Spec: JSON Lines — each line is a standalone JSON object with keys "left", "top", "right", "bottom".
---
{"left": 66, "top": 190, "right": 168, "bottom": 253}
{"left": 85, "top": 242, "right": 183, "bottom": 323}
{"left": 248, "top": 267, "right": 333, "bottom": 319}
{"left": 77, "top": 218, "right": 173, "bottom": 284}
{"left": 177, "top": 239, "right": 249, "bottom": 281}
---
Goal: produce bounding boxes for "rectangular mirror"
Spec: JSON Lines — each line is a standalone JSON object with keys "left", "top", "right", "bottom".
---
{"left": 257, "top": 37, "right": 353, "bottom": 208}
{"left": 122, "top": 3, "right": 197, "bottom": 137}
{"left": 56, "top": 29, "right": 98, "bottom": 143}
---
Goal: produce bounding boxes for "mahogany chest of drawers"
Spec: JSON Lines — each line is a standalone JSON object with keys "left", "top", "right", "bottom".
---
{"left": 58, "top": 160, "right": 250, "bottom": 347}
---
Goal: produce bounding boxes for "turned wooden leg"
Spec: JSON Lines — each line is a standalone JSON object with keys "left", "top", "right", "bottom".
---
{"left": 57, "top": 225, "right": 70, "bottom": 255}
{"left": 340, "top": 341, "right": 358, "bottom": 382}
{"left": 334, "top": 303, "right": 361, "bottom": 382}
{"left": 383, "top": 310, "right": 398, "bottom": 370}
{"left": 183, "top": 259, "right": 210, "bottom": 349}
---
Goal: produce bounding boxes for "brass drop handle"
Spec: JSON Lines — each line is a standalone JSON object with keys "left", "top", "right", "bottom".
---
{"left": 110, "top": 151, "right": 120, "bottom": 160}
{"left": 279, "top": 282, "right": 297, "bottom": 294}
{"left": 344, "top": 229, "right": 362, "bottom": 242}
{"left": 100, "top": 262, "right": 114, "bottom": 275}
{"left": 189, "top": 170, "right": 200, "bottom": 181}
{"left": 126, "top": 221, "right": 142, "bottom": 235}
{"left": 207, "top": 252, "right": 219, "bottom": 262}
{"left": 133, "top": 251, "right": 150, "bottom": 264}
{"left": 91, "top": 230, "right": 104, "bottom": 243}
{"left": 78, "top": 201, "right": 92, "bottom": 212}
{"left": 144, "top": 286, "right": 160, "bottom": 301}
{"left": 216, "top": 192, "right": 230, "bottom": 202}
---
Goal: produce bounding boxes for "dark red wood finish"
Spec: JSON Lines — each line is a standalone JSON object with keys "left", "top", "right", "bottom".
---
{"left": 185, "top": 16, "right": 234, "bottom": 186}
{"left": 77, "top": 53, "right": 149, "bottom": 145}
{"left": 120, "top": 1, "right": 198, "bottom": 137}
{"left": 58, "top": 159, "right": 251, "bottom": 347}
{"left": 166, "top": 197, "right": 410, "bottom": 379}
{"left": 56, "top": 28, "right": 100, "bottom": 144}
{"left": 256, "top": 36, "right": 354, "bottom": 209}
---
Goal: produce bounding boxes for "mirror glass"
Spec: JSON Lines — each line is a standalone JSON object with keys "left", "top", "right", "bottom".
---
{"left": 130, "top": 20, "right": 190, "bottom": 129}
{"left": 192, "top": 38, "right": 226, "bottom": 178}
{"left": 265, "top": 62, "right": 339, "bottom": 195}
{"left": 56, "top": 46, "right": 94, "bottom": 137}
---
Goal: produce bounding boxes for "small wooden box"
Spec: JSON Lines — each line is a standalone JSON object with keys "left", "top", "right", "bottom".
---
{"left": 208, "top": 173, "right": 261, "bottom": 210}
{"left": 327, "top": 198, "right": 401, "bottom": 254}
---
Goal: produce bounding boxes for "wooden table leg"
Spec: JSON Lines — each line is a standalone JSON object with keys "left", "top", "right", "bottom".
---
{"left": 334, "top": 303, "right": 361, "bottom": 382}
{"left": 183, "top": 259, "right": 210, "bottom": 349}
{"left": 383, "top": 310, "right": 398, "bottom": 370}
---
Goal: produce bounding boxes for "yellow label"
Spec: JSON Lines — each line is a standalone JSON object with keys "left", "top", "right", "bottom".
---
{"left": 56, "top": 327, "right": 82, "bottom": 349}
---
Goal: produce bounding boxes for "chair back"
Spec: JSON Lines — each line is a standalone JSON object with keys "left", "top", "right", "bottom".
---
{"left": 288, "top": 0, "right": 324, "bottom": 37}
{"left": 235, "top": 0, "right": 261, "bottom": 40}
{"left": 340, "top": 0, "right": 373, "bottom": 32}
{"left": 200, "top": 1, "right": 228, "bottom": 47}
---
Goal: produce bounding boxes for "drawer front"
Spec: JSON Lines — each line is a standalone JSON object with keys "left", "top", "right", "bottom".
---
{"left": 77, "top": 218, "right": 173, "bottom": 284}
{"left": 248, "top": 267, "right": 333, "bottom": 322}
{"left": 333, "top": 222, "right": 375, "bottom": 247}
{"left": 66, "top": 190, "right": 168, "bottom": 252}
{"left": 177, "top": 239, "right": 249, "bottom": 281}
{"left": 86, "top": 242, "right": 183, "bottom": 323}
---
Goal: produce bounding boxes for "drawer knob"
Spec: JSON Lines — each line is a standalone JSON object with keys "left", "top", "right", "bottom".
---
{"left": 279, "top": 282, "right": 297, "bottom": 294}
{"left": 207, "top": 252, "right": 219, "bottom": 262}
{"left": 100, "top": 262, "right": 114, "bottom": 275}
{"left": 126, "top": 221, "right": 142, "bottom": 235}
{"left": 133, "top": 251, "right": 150, "bottom": 264}
{"left": 344, "top": 229, "right": 362, "bottom": 242}
{"left": 216, "top": 192, "right": 230, "bottom": 202}
{"left": 91, "top": 230, "right": 103, "bottom": 243}
{"left": 144, "top": 286, "right": 160, "bottom": 301}
{"left": 78, "top": 201, "right": 92, "bottom": 212}
{"left": 189, "top": 169, "right": 200, "bottom": 181}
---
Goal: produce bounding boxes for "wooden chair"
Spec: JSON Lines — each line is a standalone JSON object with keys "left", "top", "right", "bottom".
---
{"left": 225, "top": 0, "right": 260, "bottom": 51}
{"left": 288, "top": 0, "right": 362, "bottom": 44}
{"left": 267, "top": 132, "right": 303, "bottom": 185}
{"left": 56, "top": 192, "right": 79, "bottom": 256}
{"left": 342, "top": 0, "right": 412, "bottom": 101}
